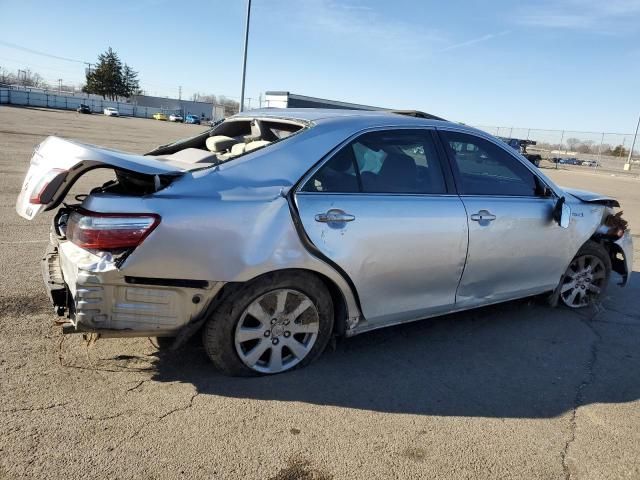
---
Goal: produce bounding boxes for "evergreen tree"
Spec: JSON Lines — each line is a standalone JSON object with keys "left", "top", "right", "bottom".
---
{"left": 122, "top": 64, "right": 140, "bottom": 97}
{"left": 83, "top": 48, "right": 139, "bottom": 99}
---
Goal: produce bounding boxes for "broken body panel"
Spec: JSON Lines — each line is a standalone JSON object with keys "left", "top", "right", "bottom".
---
{"left": 16, "top": 136, "right": 189, "bottom": 220}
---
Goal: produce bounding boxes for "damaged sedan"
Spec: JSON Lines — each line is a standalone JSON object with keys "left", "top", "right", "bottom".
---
{"left": 16, "top": 109, "right": 633, "bottom": 375}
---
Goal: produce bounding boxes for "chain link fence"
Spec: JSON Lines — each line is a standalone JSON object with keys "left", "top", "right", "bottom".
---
{"left": 474, "top": 125, "right": 639, "bottom": 174}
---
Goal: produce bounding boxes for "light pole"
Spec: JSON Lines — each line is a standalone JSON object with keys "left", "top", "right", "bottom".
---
{"left": 625, "top": 113, "right": 640, "bottom": 171}
{"left": 239, "top": 0, "right": 252, "bottom": 112}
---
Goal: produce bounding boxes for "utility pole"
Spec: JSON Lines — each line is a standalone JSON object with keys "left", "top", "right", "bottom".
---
{"left": 178, "top": 86, "right": 182, "bottom": 100}
{"left": 239, "top": 0, "right": 252, "bottom": 112}
{"left": 58, "top": 78, "right": 62, "bottom": 94}
{"left": 625, "top": 113, "right": 640, "bottom": 171}
{"left": 596, "top": 132, "right": 605, "bottom": 163}
{"left": 17, "top": 69, "right": 26, "bottom": 85}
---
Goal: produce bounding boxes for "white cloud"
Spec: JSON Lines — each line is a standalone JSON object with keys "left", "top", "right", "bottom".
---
{"left": 515, "top": 0, "right": 640, "bottom": 32}
{"left": 287, "top": 0, "right": 446, "bottom": 57}
{"left": 439, "top": 30, "right": 511, "bottom": 52}
{"left": 259, "top": 0, "right": 510, "bottom": 58}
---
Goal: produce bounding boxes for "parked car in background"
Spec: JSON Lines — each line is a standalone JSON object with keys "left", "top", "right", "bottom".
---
{"left": 77, "top": 104, "right": 91, "bottom": 114}
{"left": 498, "top": 137, "right": 542, "bottom": 167}
{"left": 554, "top": 158, "right": 579, "bottom": 165}
{"left": 185, "top": 114, "right": 200, "bottom": 124}
{"left": 15, "top": 109, "right": 633, "bottom": 376}
{"left": 562, "top": 158, "right": 582, "bottom": 165}
{"left": 169, "top": 113, "right": 183, "bottom": 122}
{"left": 153, "top": 112, "right": 168, "bottom": 121}
{"left": 103, "top": 107, "right": 119, "bottom": 117}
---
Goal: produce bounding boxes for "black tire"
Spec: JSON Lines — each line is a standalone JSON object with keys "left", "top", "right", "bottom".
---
{"left": 559, "top": 241, "right": 611, "bottom": 308}
{"left": 154, "top": 336, "right": 175, "bottom": 350}
{"left": 202, "top": 271, "right": 334, "bottom": 376}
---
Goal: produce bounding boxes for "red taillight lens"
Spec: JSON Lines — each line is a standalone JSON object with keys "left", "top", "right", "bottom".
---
{"left": 29, "top": 168, "right": 67, "bottom": 204}
{"left": 66, "top": 211, "right": 160, "bottom": 251}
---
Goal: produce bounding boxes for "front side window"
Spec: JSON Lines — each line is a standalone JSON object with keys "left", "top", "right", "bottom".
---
{"left": 302, "top": 130, "right": 447, "bottom": 194}
{"left": 440, "top": 131, "right": 538, "bottom": 196}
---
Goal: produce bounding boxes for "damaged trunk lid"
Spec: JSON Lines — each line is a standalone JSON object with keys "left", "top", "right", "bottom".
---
{"left": 16, "top": 136, "right": 188, "bottom": 220}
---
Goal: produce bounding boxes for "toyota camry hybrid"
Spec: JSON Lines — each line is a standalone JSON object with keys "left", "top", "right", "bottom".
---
{"left": 16, "top": 109, "right": 633, "bottom": 376}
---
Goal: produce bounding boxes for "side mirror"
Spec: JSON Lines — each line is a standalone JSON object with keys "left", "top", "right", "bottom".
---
{"left": 553, "top": 196, "right": 571, "bottom": 228}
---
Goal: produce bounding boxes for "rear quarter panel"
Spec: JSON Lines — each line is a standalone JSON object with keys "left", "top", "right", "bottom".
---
{"left": 82, "top": 174, "right": 362, "bottom": 323}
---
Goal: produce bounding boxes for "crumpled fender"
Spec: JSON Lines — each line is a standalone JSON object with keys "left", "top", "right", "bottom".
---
{"left": 562, "top": 187, "right": 620, "bottom": 207}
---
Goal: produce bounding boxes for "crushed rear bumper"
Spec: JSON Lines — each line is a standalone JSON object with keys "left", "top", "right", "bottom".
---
{"left": 44, "top": 241, "right": 224, "bottom": 337}
{"left": 41, "top": 245, "right": 70, "bottom": 316}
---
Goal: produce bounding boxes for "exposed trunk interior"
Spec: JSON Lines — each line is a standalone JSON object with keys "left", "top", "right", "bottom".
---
{"left": 147, "top": 117, "right": 307, "bottom": 168}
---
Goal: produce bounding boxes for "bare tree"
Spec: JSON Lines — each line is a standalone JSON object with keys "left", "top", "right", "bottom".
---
{"left": 191, "top": 92, "right": 218, "bottom": 104}
{"left": 565, "top": 137, "right": 581, "bottom": 151}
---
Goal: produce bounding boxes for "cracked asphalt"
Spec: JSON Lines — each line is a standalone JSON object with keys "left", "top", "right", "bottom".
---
{"left": 1, "top": 106, "right": 639, "bottom": 479}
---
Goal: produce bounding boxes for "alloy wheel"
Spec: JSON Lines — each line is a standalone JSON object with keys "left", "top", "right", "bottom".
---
{"left": 234, "top": 289, "right": 320, "bottom": 374}
{"left": 560, "top": 254, "right": 607, "bottom": 308}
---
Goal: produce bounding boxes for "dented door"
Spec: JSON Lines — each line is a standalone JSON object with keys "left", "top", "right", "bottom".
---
{"left": 455, "top": 196, "right": 569, "bottom": 307}
{"left": 295, "top": 194, "right": 468, "bottom": 326}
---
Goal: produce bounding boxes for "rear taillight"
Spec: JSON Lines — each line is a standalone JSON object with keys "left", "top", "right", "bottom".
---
{"left": 66, "top": 210, "right": 160, "bottom": 251}
{"left": 29, "top": 169, "right": 67, "bottom": 204}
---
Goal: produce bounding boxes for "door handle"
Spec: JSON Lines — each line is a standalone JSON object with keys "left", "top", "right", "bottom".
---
{"left": 315, "top": 209, "right": 356, "bottom": 223}
{"left": 470, "top": 210, "right": 496, "bottom": 223}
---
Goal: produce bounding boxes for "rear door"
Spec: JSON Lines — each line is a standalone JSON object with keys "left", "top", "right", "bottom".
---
{"left": 295, "top": 128, "right": 468, "bottom": 328}
{"left": 437, "top": 128, "right": 570, "bottom": 307}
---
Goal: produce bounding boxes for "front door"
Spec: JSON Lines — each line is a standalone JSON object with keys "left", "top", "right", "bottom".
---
{"left": 437, "top": 129, "right": 570, "bottom": 307}
{"left": 295, "top": 128, "right": 468, "bottom": 327}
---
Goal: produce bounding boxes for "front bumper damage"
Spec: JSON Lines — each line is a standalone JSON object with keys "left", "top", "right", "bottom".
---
{"left": 44, "top": 241, "right": 224, "bottom": 337}
{"left": 613, "top": 230, "right": 634, "bottom": 286}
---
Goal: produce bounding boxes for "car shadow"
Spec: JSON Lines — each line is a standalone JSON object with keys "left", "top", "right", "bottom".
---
{"left": 151, "top": 272, "right": 640, "bottom": 418}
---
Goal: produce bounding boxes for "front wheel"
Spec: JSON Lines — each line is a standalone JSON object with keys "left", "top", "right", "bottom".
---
{"left": 203, "top": 272, "right": 334, "bottom": 376}
{"left": 559, "top": 241, "right": 611, "bottom": 308}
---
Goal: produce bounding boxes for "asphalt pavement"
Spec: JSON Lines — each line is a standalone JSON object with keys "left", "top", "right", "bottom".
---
{"left": 1, "top": 106, "right": 639, "bottom": 479}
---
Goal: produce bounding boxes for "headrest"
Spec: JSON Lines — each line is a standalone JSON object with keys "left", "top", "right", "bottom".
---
{"left": 230, "top": 143, "right": 246, "bottom": 155}
{"left": 206, "top": 135, "right": 236, "bottom": 152}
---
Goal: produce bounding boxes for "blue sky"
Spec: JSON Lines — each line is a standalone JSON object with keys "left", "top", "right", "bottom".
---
{"left": 0, "top": 0, "right": 639, "bottom": 132}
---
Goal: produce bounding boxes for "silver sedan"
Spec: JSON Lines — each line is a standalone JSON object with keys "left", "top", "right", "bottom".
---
{"left": 16, "top": 109, "right": 633, "bottom": 375}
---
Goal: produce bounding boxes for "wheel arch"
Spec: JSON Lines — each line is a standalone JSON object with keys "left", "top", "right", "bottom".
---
{"left": 216, "top": 267, "right": 350, "bottom": 337}
{"left": 589, "top": 236, "right": 629, "bottom": 284}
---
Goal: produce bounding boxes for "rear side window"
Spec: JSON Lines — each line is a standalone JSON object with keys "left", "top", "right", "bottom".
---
{"left": 302, "top": 147, "right": 360, "bottom": 193}
{"left": 302, "top": 130, "right": 447, "bottom": 194}
{"left": 440, "top": 131, "right": 538, "bottom": 196}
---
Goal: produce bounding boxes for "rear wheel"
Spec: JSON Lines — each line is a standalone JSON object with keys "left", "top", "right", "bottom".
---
{"left": 559, "top": 242, "right": 611, "bottom": 308}
{"left": 203, "top": 272, "right": 334, "bottom": 376}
